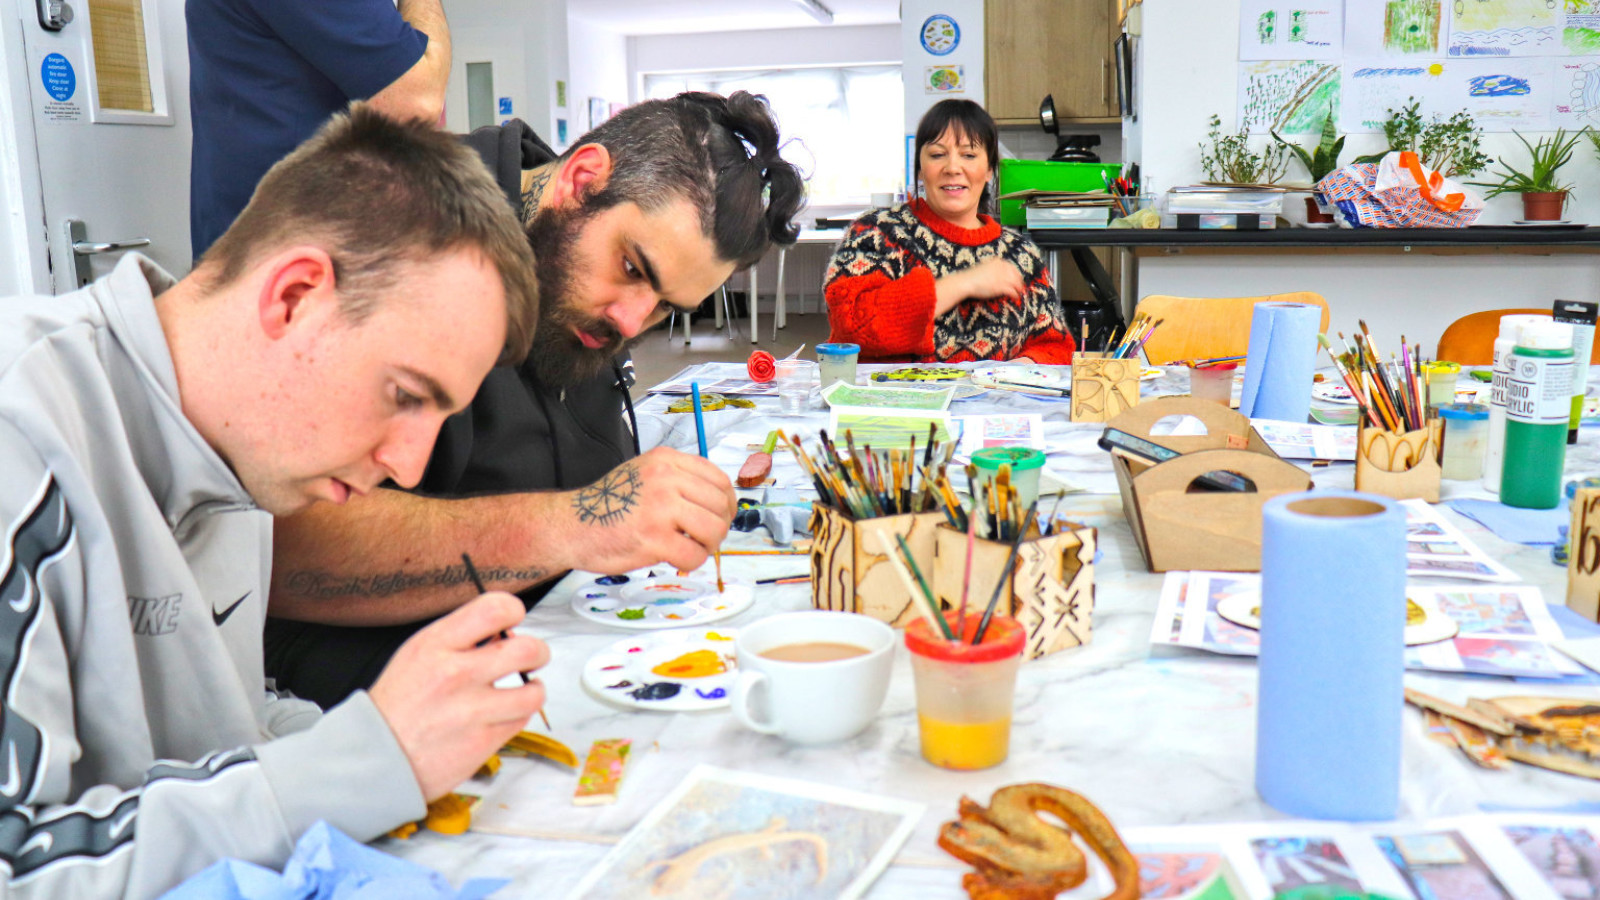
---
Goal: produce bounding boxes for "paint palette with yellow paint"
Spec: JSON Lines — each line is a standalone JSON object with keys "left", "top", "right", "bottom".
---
{"left": 582, "top": 628, "right": 741, "bottom": 712}
{"left": 568, "top": 568, "right": 754, "bottom": 630}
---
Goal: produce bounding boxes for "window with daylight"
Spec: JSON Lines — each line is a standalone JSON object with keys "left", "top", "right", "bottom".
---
{"left": 643, "top": 65, "right": 903, "bottom": 206}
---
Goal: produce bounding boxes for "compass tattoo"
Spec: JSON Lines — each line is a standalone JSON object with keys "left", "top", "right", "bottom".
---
{"left": 574, "top": 463, "right": 641, "bottom": 527}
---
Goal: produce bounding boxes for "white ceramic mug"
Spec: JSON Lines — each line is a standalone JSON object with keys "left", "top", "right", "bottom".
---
{"left": 732, "top": 612, "right": 895, "bottom": 744}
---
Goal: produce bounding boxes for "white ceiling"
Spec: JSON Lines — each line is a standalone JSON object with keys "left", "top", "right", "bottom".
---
{"left": 568, "top": 0, "right": 901, "bottom": 36}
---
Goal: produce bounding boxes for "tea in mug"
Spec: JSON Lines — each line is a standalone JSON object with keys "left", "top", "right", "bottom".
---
{"left": 758, "top": 641, "right": 870, "bottom": 663}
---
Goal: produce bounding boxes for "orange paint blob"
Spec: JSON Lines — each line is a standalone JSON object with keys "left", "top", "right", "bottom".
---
{"left": 650, "top": 649, "right": 728, "bottom": 679}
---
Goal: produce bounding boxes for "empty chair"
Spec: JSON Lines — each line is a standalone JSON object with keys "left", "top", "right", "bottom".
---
{"left": 1135, "top": 291, "right": 1330, "bottom": 365}
{"left": 1436, "top": 308, "right": 1600, "bottom": 365}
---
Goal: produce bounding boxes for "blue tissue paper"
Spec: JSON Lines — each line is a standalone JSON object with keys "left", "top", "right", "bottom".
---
{"left": 1256, "top": 491, "right": 1406, "bottom": 820}
{"left": 1239, "top": 302, "right": 1322, "bottom": 423}
{"left": 159, "top": 821, "right": 506, "bottom": 900}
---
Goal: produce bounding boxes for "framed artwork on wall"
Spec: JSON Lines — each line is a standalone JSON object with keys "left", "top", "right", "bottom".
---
{"left": 589, "top": 97, "right": 607, "bottom": 130}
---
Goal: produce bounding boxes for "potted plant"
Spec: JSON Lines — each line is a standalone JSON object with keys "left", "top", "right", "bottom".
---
{"left": 1354, "top": 98, "right": 1493, "bottom": 179}
{"left": 1199, "top": 114, "right": 1289, "bottom": 185}
{"left": 1274, "top": 113, "right": 1346, "bottom": 224}
{"left": 1472, "top": 128, "right": 1583, "bottom": 221}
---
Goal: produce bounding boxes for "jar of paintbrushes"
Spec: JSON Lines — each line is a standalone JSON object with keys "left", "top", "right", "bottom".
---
{"left": 1327, "top": 327, "right": 1443, "bottom": 503}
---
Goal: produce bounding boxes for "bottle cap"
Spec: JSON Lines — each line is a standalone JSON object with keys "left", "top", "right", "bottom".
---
{"left": 1498, "top": 313, "right": 1550, "bottom": 343}
{"left": 816, "top": 343, "right": 860, "bottom": 357}
{"left": 1516, "top": 319, "right": 1574, "bottom": 351}
{"left": 1438, "top": 402, "right": 1489, "bottom": 421}
{"left": 972, "top": 447, "right": 1046, "bottom": 472}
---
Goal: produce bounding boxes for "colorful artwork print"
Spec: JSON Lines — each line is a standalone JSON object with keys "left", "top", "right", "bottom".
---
{"left": 1250, "top": 837, "right": 1362, "bottom": 892}
{"left": 1434, "top": 590, "right": 1537, "bottom": 636}
{"left": 1452, "top": 636, "right": 1570, "bottom": 677}
{"left": 1449, "top": 0, "right": 1560, "bottom": 57}
{"left": 1375, "top": 831, "right": 1512, "bottom": 900}
{"left": 1504, "top": 825, "right": 1600, "bottom": 899}
{"left": 1138, "top": 851, "right": 1237, "bottom": 899}
{"left": 1238, "top": 60, "right": 1341, "bottom": 133}
{"left": 570, "top": 571, "right": 754, "bottom": 630}
{"left": 1387, "top": 0, "right": 1443, "bottom": 54}
{"left": 582, "top": 630, "right": 739, "bottom": 712}
{"left": 567, "top": 766, "right": 921, "bottom": 900}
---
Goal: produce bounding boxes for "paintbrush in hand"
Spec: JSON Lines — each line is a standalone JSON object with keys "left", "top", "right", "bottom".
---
{"left": 688, "top": 386, "right": 725, "bottom": 592}
{"left": 461, "top": 553, "right": 550, "bottom": 731}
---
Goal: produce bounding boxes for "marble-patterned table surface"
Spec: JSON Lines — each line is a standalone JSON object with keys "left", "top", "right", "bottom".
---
{"left": 382, "top": 365, "right": 1600, "bottom": 897}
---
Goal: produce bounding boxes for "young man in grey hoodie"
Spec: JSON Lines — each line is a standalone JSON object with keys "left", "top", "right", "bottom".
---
{"left": 0, "top": 105, "right": 546, "bottom": 898}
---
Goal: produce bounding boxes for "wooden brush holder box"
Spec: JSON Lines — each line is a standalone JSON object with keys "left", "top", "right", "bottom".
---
{"left": 1070, "top": 352, "right": 1141, "bottom": 423}
{"left": 1107, "top": 397, "right": 1312, "bottom": 572}
{"left": 808, "top": 504, "right": 944, "bottom": 627}
{"left": 1354, "top": 420, "right": 1442, "bottom": 503}
{"left": 931, "top": 524, "right": 1096, "bottom": 660}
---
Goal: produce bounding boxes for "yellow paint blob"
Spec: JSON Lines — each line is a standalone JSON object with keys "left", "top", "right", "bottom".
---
{"left": 1407, "top": 598, "right": 1427, "bottom": 626}
{"left": 651, "top": 649, "right": 728, "bottom": 679}
{"left": 1427, "top": 63, "right": 1444, "bottom": 76}
{"left": 918, "top": 715, "right": 1012, "bottom": 770}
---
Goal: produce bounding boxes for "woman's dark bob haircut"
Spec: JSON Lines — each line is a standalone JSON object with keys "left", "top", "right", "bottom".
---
{"left": 913, "top": 99, "right": 1000, "bottom": 216}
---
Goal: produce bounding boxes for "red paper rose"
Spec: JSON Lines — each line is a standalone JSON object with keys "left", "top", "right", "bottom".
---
{"left": 747, "top": 350, "right": 776, "bottom": 383}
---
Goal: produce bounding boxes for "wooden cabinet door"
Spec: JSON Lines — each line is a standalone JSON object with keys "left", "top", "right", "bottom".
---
{"left": 986, "top": 0, "right": 1117, "bottom": 125}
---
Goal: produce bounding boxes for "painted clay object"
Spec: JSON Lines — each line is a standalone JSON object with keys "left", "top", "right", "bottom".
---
{"left": 573, "top": 738, "right": 633, "bottom": 807}
{"left": 1442, "top": 716, "right": 1510, "bottom": 769}
{"left": 939, "top": 783, "right": 1139, "bottom": 900}
{"left": 503, "top": 730, "right": 579, "bottom": 768}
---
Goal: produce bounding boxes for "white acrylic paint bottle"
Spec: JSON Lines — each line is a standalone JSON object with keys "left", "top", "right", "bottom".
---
{"left": 1484, "top": 314, "right": 1550, "bottom": 493}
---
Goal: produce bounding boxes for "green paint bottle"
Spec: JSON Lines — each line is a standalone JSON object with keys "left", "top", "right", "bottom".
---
{"left": 1502, "top": 319, "right": 1575, "bottom": 510}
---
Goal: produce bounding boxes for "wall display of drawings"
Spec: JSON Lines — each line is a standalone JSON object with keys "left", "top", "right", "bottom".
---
{"left": 1236, "top": 0, "right": 1600, "bottom": 133}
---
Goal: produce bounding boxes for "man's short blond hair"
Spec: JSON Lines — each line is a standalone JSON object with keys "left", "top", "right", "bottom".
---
{"left": 200, "top": 104, "right": 538, "bottom": 364}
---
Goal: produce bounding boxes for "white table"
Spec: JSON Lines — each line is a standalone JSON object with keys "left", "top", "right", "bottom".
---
{"left": 383, "top": 366, "right": 1600, "bottom": 896}
{"left": 747, "top": 228, "right": 844, "bottom": 343}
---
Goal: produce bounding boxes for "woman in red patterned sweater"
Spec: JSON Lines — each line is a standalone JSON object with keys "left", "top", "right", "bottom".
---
{"left": 823, "top": 99, "right": 1075, "bottom": 364}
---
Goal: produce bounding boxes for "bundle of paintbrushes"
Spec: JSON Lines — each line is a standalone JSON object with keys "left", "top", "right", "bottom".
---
{"left": 1319, "top": 321, "right": 1432, "bottom": 432}
{"left": 1106, "top": 313, "right": 1163, "bottom": 361}
{"left": 785, "top": 426, "right": 959, "bottom": 521}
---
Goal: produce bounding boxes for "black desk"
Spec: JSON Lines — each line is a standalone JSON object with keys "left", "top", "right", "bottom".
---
{"left": 1029, "top": 226, "right": 1600, "bottom": 349}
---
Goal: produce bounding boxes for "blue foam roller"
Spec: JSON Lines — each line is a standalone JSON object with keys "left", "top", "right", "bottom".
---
{"left": 1256, "top": 490, "right": 1406, "bottom": 820}
{"left": 1239, "top": 302, "right": 1322, "bottom": 423}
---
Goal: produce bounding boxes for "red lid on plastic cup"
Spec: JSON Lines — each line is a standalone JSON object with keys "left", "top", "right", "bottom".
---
{"left": 905, "top": 612, "right": 1024, "bottom": 663}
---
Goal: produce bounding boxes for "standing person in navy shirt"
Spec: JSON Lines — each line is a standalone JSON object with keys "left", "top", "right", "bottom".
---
{"left": 187, "top": 0, "right": 451, "bottom": 259}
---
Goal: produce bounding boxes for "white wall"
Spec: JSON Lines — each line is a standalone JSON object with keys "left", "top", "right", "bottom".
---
{"left": 447, "top": 0, "right": 567, "bottom": 143}
{"left": 0, "top": 1, "right": 48, "bottom": 296}
{"left": 1136, "top": 0, "right": 1600, "bottom": 352}
{"left": 900, "top": 0, "right": 984, "bottom": 134}
{"left": 568, "top": 17, "right": 629, "bottom": 141}
{"left": 628, "top": 23, "right": 899, "bottom": 76}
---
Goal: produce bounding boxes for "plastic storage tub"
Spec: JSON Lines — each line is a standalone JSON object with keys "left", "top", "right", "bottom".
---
{"left": 997, "top": 160, "right": 1120, "bottom": 228}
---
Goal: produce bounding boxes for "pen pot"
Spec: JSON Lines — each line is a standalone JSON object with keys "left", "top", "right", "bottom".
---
{"left": 808, "top": 503, "right": 943, "bottom": 627}
{"left": 1354, "top": 420, "right": 1442, "bottom": 503}
{"left": 1070, "top": 352, "right": 1141, "bottom": 423}
{"left": 931, "top": 522, "right": 1097, "bottom": 660}
{"left": 906, "top": 612, "right": 1025, "bottom": 770}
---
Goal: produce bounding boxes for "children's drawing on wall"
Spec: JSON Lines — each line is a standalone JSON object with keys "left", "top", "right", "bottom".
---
{"left": 1238, "top": 1, "right": 1343, "bottom": 61}
{"left": 1554, "top": 59, "right": 1600, "bottom": 126}
{"left": 1238, "top": 60, "right": 1341, "bottom": 132}
{"left": 1346, "top": 0, "right": 1441, "bottom": 56}
{"left": 1449, "top": 0, "right": 1561, "bottom": 56}
{"left": 1341, "top": 58, "right": 1552, "bottom": 131}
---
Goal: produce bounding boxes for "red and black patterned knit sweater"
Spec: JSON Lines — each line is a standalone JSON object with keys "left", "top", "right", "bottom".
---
{"left": 822, "top": 198, "right": 1075, "bottom": 364}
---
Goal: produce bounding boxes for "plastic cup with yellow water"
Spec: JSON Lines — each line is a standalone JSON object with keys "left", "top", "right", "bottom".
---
{"left": 905, "top": 612, "right": 1025, "bottom": 770}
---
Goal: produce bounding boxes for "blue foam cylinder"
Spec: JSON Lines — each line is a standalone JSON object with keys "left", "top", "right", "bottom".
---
{"left": 1238, "top": 302, "right": 1322, "bottom": 422}
{"left": 1256, "top": 490, "right": 1406, "bottom": 820}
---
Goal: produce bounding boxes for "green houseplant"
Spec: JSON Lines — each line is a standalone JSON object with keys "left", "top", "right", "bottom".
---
{"left": 1200, "top": 114, "right": 1289, "bottom": 185}
{"left": 1354, "top": 98, "right": 1492, "bottom": 179}
{"left": 1274, "top": 113, "right": 1346, "bottom": 222}
{"left": 1472, "top": 128, "right": 1583, "bottom": 221}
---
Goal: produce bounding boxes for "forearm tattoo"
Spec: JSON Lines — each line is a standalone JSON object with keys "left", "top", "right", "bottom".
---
{"left": 573, "top": 463, "right": 641, "bottom": 527}
{"left": 284, "top": 563, "right": 547, "bottom": 600}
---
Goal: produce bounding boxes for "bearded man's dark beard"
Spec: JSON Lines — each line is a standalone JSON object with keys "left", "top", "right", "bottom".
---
{"left": 524, "top": 205, "right": 641, "bottom": 387}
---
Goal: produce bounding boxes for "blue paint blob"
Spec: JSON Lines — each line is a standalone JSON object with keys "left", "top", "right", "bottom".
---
{"left": 694, "top": 687, "right": 727, "bottom": 700}
{"left": 596, "top": 574, "right": 630, "bottom": 585}
{"left": 583, "top": 591, "right": 609, "bottom": 599}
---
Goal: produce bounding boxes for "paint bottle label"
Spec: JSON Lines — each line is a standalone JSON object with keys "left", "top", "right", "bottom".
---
{"left": 1505, "top": 354, "right": 1574, "bottom": 425}
{"left": 1489, "top": 343, "right": 1511, "bottom": 409}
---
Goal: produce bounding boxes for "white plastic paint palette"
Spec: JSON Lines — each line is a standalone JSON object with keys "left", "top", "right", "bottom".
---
{"left": 1217, "top": 593, "right": 1458, "bottom": 646}
{"left": 581, "top": 628, "right": 739, "bottom": 712}
{"left": 569, "top": 571, "right": 754, "bottom": 630}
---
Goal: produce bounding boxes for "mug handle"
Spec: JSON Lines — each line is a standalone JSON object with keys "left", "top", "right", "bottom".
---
{"left": 731, "top": 670, "right": 780, "bottom": 735}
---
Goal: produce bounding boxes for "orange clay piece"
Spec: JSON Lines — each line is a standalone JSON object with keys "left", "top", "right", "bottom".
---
{"left": 387, "top": 820, "right": 419, "bottom": 841}
{"left": 475, "top": 753, "right": 502, "bottom": 779}
{"left": 423, "top": 793, "right": 475, "bottom": 836}
{"left": 938, "top": 783, "right": 1139, "bottom": 900}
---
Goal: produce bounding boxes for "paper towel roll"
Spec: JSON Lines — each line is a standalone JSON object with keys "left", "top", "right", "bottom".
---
{"left": 1256, "top": 491, "right": 1406, "bottom": 820}
{"left": 1239, "top": 302, "right": 1322, "bottom": 422}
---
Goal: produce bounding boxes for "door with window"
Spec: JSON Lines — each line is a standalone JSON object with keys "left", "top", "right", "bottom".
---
{"left": 11, "top": 0, "right": 191, "bottom": 294}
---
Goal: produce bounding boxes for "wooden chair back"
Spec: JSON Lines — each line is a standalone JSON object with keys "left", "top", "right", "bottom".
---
{"left": 1135, "top": 292, "right": 1330, "bottom": 365}
{"left": 1436, "top": 308, "right": 1600, "bottom": 364}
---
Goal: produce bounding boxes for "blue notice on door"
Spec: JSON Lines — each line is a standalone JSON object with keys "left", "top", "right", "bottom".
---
{"left": 498, "top": 97, "right": 512, "bottom": 115}
{"left": 41, "top": 53, "right": 74, "bottom": 101}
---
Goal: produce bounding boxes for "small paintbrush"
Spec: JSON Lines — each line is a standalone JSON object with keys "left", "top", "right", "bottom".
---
{"left": 462, "top": 553, "right": 551, "bottom": 731}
